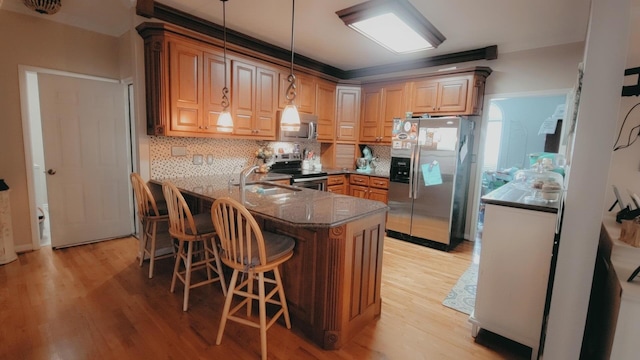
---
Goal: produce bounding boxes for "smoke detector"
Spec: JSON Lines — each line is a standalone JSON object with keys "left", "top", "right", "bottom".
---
{"left": 23, "top": 0, "right": 62, "bottom": 15}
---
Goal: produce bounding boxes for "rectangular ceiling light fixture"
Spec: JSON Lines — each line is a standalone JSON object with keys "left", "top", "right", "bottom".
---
{"left": 336, "top": 0, "right": 446, "bottom": 54}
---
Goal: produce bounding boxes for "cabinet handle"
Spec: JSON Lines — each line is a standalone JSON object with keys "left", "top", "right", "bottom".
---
{"left": 199, "top": 126, "right": 203, "bottom": 129}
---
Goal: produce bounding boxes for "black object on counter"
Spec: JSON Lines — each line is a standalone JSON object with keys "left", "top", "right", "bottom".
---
{"left": 0, "top": 179, "right": 8, "bottom": 191}
{"left": 615, "top": 206, "right": 640, "bottom": 223}
{"left": 627, "top": 265, "right": 640, "bottom": 282}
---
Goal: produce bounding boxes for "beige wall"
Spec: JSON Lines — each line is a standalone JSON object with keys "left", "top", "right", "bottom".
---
{"left": 0, "top": 10, "right": 121, "bottom": 250}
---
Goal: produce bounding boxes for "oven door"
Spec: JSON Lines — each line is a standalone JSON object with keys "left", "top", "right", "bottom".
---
{"left": 291, "top": 176, "right": 327, "bottom": 191}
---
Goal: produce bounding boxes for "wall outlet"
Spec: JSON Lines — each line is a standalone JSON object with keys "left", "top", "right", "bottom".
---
{"left": 171, "top": 146, "right": 187, "bottom": 156}
{"left": 192, "top": 154, "right": 203, "bottom": 165}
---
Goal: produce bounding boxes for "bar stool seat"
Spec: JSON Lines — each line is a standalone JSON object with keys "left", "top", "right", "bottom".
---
{"left": 211, "top": 197, "right": 294, "bottom": 360}
{"left": 162, "top": 181, "right": 227, "bottom": 311}
{"left": 130, "top": 173, "right": 174, "bottom": 279}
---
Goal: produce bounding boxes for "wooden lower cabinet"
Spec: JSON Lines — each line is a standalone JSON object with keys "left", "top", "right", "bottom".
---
{"left": 349, "top": 174, "right": 389, "bottom": 204}
{"left": 263, "top": 211, "right": 386, "bottom": 350}
{"left": 327, "top": 174, "right": 347, "bottom": 194}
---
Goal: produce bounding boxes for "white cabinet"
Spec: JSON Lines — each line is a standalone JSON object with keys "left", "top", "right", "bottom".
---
{"left": 469, "top": 203, "right": 556, "bottom": 360}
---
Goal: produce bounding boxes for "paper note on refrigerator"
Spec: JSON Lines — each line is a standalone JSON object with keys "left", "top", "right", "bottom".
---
{"left": 422, "top": 161, "right": 443, "bottom": 186}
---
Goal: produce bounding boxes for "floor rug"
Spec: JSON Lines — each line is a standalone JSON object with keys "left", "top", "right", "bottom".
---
{"left": 442, "top": 263, "right": 478, "bottom": 315}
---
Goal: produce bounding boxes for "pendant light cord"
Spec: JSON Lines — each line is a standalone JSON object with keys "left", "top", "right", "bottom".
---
{"left": 286, "top": 0, "right": 297, "bottom": 103}
{"left": 221, "top": 0, "right": 230, "bottom": 110}
{"left": 290, "top": 0, "right": 295, "bottom": 75}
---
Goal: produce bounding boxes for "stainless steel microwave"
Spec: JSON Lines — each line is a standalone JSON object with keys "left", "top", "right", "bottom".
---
{"left": 277, "top": 111, "right": 318, "bottom": 142}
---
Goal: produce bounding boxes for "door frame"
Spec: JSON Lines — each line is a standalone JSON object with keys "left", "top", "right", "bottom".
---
{"left": 18, "top": 65, "right": 134, "bottom": 250}
{"left": 468, "top": 88, "right": 571, "bottom": 243}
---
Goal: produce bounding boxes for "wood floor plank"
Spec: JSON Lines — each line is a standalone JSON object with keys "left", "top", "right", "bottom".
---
{"left": 0, "top": 236, "right": 529, "bottom": 359}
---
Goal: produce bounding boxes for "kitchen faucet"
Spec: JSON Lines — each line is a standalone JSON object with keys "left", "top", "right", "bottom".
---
{"left": 239, "top": 165, "right": 259, "bottom": 192}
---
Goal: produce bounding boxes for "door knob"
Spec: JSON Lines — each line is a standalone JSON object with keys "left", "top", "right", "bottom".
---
{"left": 47, "top": 169, "right": 56, "bottom": 175}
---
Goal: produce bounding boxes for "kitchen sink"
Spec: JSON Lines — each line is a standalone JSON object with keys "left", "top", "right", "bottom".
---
{"left": 241, "top": 182, "right": 302, "bottom": 196}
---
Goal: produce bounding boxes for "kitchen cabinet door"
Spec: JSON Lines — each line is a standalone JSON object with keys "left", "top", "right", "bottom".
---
{"left": 335, "top": 86, "right": 360, "bottom": 143}
{"left": 232, "top": 60, "right": 256, "bottom": 136}
{"left": 410, "top": 79, "right": 438, "bottom": 113}
{"left": 368, "top": 188, "right": 388, "bottom": 204}
{"left": 254, "top": 67, "right": 278, "bottom": 137}
{"left": 168, "top": 41, "right": 203, "bottom": 133}
{"left": 316, "top": 80, "right": 336, "bottom": 142}
{"left": 350, "top": 185, "right": 368, "bottom": 199}
{"left": 232, "top": 59, "right": 277, "bottom": 139}
{"left": 279, "top": 72, "right": 316, "bottom": 114}
{"left": 437, "top": 77, "right": 469, "bottom": 113}
{"left": 381, "top": 83, "right": 407, "bottom": 143}
{"left": 360, "top": 83, "right": 407, "bottom": 144}
{"left": 360, "top": 86, "right": 382, "bottom": 143}
{"left": 202, "top": 51, "right": 229, "bottom": 134}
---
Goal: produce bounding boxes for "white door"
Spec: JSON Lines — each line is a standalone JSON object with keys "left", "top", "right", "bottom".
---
{"left": 38, "top": 73, "right": 133, "bottom": 248}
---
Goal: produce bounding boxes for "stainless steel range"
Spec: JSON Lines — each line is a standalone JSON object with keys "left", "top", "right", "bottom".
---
{"left": 269, "top": 153, "right": 328, "bottom": 191}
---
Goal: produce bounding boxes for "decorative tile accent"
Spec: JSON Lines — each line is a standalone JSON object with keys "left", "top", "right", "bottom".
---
{"left": 150, "top": 137, "right": 321, "bottom": 178}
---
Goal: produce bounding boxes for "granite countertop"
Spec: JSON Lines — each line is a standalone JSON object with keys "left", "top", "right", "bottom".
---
{"left": 481, "top": 182, "right": 560, "bottom": 213}
{"left": 151, "top": 174, "right": 388, "bottom": 228}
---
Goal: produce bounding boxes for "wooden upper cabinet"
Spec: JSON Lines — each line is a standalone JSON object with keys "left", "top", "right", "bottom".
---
{"left": 408, "top": 71, "right": 489, "bottom": 116}
{"left": 381, "top": 83, "right": 407, "bottom": 142}
{"left": 360, "top": 83, "right": 407, "bottom": 144}
{"left": 232, "top": 59, "right": 277, "bottom": 139}
{"left": 255, "top": 67, "right": 278, "bottom": 137}
{"left": 231, "top": 60, "right": 255, "bottom": 136}
{"left": 316, "top": 80, "right": 336, "bottom": 142}
{"left": 360, "top": 86, "right": 382, "bottom": 143}
{"left": 410, "top": 79, "right": 438, "bottom": 114}
{"left": 279, "top": 72, "right": 316, "bottom": 114}
{"left": 411, "top": 76, "right": 469, "bottom": 114}
{"left": 437, "top": 77, "right": 469, "bottom": 113}
{"left": 335, "top": 86, "right": 360, "bottom": 143}
{"left": 168, "top": 41, "right": 203, "bottom": 134}
{"left": 202, "top": 51, "right": 228, "bottom": 134}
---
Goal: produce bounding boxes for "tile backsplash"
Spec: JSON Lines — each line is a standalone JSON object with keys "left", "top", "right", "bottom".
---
{"left": 150, "top": 136, "right": 321, "bottom": 178}
{"left": 150, "top": 137, "right": 391, "bottom": 178}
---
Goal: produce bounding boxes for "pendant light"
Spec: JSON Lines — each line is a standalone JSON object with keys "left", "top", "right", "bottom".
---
{"left": 281, "top": 0, "right": 301, "bottom": 132}
{"left": 216, "top": 0, "right": 234, "bottom": 133}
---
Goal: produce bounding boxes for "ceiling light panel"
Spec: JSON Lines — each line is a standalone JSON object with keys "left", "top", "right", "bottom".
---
{"left": 336, "top": 0, "right": 445, "bottom": 54}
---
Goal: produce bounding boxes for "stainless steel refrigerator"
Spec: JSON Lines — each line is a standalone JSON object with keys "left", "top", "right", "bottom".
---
{"left": 387, "top": 116, "right": 474, "bottom": 251}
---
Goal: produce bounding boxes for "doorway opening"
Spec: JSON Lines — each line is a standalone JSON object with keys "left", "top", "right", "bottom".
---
{"left": 470, "top": 90, "right": 570, "bottom": 242}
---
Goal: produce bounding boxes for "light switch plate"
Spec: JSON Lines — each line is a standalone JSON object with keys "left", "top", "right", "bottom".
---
{"left": 171, "top": 146, "right": 187, "bottom": 156}
{"left": 206, "top": 154, "right": 214, "bottom": 165}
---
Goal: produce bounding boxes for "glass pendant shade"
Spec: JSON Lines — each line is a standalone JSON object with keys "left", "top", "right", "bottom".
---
{"left": 280, "top": 104, "right": 301, "bottom": 131}
{"left": 216, "top": 110, "right": 233, "bottom": 133}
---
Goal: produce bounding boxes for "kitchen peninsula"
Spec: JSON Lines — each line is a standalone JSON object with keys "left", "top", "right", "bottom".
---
{"left": 149, "top": 174, "right": 388, "bottom": 350}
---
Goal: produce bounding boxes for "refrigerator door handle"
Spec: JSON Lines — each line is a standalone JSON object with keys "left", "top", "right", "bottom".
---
{"left": 413, "top": 145, "right": 421, "bottom": 198}
{"left": 408, "top": 145, "right": 415, "bottom": 198}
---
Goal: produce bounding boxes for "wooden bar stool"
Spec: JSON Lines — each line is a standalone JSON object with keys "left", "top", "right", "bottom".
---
{"left": 130, "top": 173, "right": 174, "bottom": 279}
{"left": 211, "top": 197, "right": 295, "bottom": 360}
{"left": 162, "top": 181, "right": 227, "bottom": 311}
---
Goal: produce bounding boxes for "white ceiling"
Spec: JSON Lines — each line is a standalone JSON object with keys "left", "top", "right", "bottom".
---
{"left": 2, "top": 0, "right": 593, "bottom": 71}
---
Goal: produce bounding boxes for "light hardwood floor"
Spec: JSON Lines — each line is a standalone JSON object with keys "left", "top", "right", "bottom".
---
{"left": 0, "top": 236, "right": 529, "bottom": 359}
